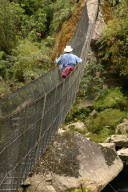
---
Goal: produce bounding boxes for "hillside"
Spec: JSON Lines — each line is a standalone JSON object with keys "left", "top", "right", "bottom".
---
{"left": 0, "top": 0, "right": 84, "bottom": 97}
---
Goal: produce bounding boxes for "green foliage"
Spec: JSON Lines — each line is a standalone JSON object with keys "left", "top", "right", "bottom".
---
{"left": 17, "top": 0, "right": 53, "bottom": 40}
{"left": 87, "top": 127, "right": 113, "bottom": 143}
{"left": 11, "top": 39, "right": 52, "bottom": 81}
{"left": 41, "top": 36, "right": 55, "bottom": 48}
{"left": 0, "top": 0, "right": 78, "bottom": 95}
{"left": 65, "top": 106, "right": 91, "bottom": 123}
{"left": 79, "top": 62, "right": 104, "bottom": 99}
{"left": 0, "top": 38, "right": 52, "bottom": 83}
{"left": 94, "top": 87, "right": 128, "bottom": 110}
{"left": 0, "top": 51, "right": 5, "bottom": 59}
{"left": 50, "top": 0, "right": 74, "bottom": 32}
{"left": 98, "top": 0, "right": 128, "bottom": 76}
{"left": 13, "top": 0, "right": 74, "bottom": 39}
{"left": 0, "top": 82, "right": 10, "bottom": 97}
{"left": 0, "top": 0, "right": 23, "bottom": 53}
{"left": 86, "top": 108, "right": 126, "bottom": 134}
{"left": 0, "top": 59, "right": 11, "bottom": 80}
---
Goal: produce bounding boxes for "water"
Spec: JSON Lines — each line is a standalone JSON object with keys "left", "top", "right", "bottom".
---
{"left": 102, "top": 165, "right": 128, "bottom": 192}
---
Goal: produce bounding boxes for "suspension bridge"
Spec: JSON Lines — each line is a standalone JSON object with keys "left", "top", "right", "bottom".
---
{"left": 0, "top": 0, "right": 98, "bottom": 191}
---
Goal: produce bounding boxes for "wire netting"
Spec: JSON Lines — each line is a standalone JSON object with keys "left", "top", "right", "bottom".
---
{"left": 0, "top": 2, "right": 98, "bottom": 191}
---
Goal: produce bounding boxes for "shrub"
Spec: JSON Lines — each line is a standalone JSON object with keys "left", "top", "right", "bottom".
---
{"left": 50, "top": 0, "right": 74, "bottom": 32}
{"left": 86, "top": 108, "right": 126, "bottom": 134}
{"left": 0, "top": 0, "right": 82, "bottom": 95}
{"left": 94, "top": 87, "right": 128, "bottom": 110}
{"left": 98, "top": 0, "right": 128, "bottom": 76}
{"left": 0, "top": 82, "right": 10, "bottom": 97}
{"left": 87, "top": 127, "right": 113, "bottom": 143}
{"left": 0, "top": 0, "right": 23, "bottom": 53}
{"left": 65, "top": 106, "right": 91, "bottom": 123}
{"left": 79, "top": 62, "right": 104, "bottom": 99}
{"left": 10, "top": 39, "right": 52, "bottom": 81}
{"left": 17, "top": 0, "right": 74, "bottom": 39}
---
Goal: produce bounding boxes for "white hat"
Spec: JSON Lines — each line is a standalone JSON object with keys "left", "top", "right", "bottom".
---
{"left": 64, "top": 45, "right": 73, "bottom": 52}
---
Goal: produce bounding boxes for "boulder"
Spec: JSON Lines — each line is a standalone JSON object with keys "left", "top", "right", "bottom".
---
{"left": 64, "top": 121, "right": 87, "bottom": 133}
{"left": 89, "top": 109, "right": 97, "bottom": 117}
{"left": 116, "top": 119, "right": 128, "bottom": 135}
{"left": 24, "top": 131, "right": 123, "bottom": 192}
{"left": 106, "top": 135, "right": 128, "bottom": 148}
{"left": 92, "top": 11, "right": 106, "bottom": 41}
{"left": 78, "top": 99, "right": 94, "bottom": 108}
{"left": 99, "top": 143, "right": 116, "bottom": 151}
{"left": 117, "top": 148, "right": 128, "bottom": 163}
{"left": 91, "top": 4, "right": 106, "bottom": 51}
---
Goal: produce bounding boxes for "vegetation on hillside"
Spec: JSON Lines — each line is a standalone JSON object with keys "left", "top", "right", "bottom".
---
{"left": 0, "top": 0, "right": 83, "bottom": 97}
{"left": 79, "top": 62, "right": 104, "bottom": 99}
{"left": 66, "top": 86, "right": 128, "bottom": 142}
{"left": 94, "top": 88, "right": 128, "bottom": 111}
{"left": 87, "top": 108, "right": 127, "bottom": 142}
{"left": 65, "top": 0, "right": 128, "bottom": 143}
{"left": 97, "top": 0, "right": 128, "bottom": 77}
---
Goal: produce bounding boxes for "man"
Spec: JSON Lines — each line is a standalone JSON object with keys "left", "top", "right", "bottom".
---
{"left": 55, "top": 45, "right": 82, "bottom": 78}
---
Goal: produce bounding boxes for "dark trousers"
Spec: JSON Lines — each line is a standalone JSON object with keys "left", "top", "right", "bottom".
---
{"left": 61, "top": 66, "right": 74, "bottom": 78}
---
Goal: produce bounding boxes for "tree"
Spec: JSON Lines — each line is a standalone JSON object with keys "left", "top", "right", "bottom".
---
{"left": 98, "top": 0, "right": 128, "bottom": 76}
{"left": 0, "top": 0, "right": 23, "bottom": 53}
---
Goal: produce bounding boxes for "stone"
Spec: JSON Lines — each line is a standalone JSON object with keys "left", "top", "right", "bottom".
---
{"left": 65, "top": 121, "right": 87, "bottom": 133}
{"left": 87, "top": 0, "right": 99, "bottom": 23}
{"left": 58, "top": 129, "right": 65, "bottom": 134}
{"left": 90, "top": 0, "right": 106, "bottom": 53}
{"left": 22, "top": 177, "right": 31, "bottom": 186}
{"left": 116, "top": 119, "right": 128, "bottom": 135}
{"left": 24, "top": 175, "right": 56, "bottom": 192}
{"left": 45, "top": 185, "right": 56, "bottom": 192}
{"left": 25, "top": 131, "right": 123, "bottom": 192}
{"left": 78, "top": 99, "right": 94, "bottom": 108}
{"left": 117, "top": 148, "right": 128, "bottom": 162}
{"left": 92, "top": 12, "right": 106, "bottom": 41}
{"left": 89, "top": 109, "right": 97, "bottom": 117}
{"left": 106, "top": 135, "right": 128, "bottom": 148}
{"left": 99, "top": 143, "right": 116, "bottom": 151}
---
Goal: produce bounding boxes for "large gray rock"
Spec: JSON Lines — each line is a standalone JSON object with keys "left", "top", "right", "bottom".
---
{"left": 24, "top": 131, "right": 123, "bottom": 192}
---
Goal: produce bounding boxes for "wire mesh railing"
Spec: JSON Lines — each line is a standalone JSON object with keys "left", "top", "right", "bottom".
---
{"left": 0, "top": 1, "right": 98, "bottom": 191}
